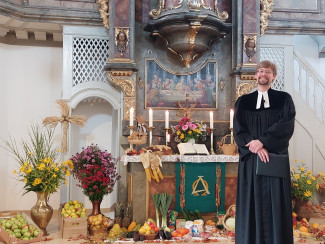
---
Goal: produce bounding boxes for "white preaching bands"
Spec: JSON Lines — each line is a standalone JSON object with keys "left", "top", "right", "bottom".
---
{"left": 256, "top": 90, "right": 270, "bottom": 109}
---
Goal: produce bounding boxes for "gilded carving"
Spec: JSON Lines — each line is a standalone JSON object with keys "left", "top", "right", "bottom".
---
{"left": 260, "top": 0, "right": 274, "bottom": 35}
{"left": 215, "top": 0, "right": 229, "bottom": 21}
{"left": 115, "top": 28, "right": 129, "bottom": 56}
{"left": 124, "top": 98, "right": 136, "bottom": 120}
{"left": 107, "top": 72, "right": 136, "bottom": 97}
{"left": 97, "top": 0, "right": 109, "bottom": 28}
{"left": 236, "top": 81, "right": 257, "bottom": 98}
{"left": 244, "top": 35, "right": 257, "bottom": 62}
{"left": 149, "top": 0, "right": 166, "bottom": 19}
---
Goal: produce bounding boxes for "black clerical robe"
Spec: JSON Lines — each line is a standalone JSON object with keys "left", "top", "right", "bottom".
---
{"left": 233, "top": 89, "right": 295, "bottom": 244}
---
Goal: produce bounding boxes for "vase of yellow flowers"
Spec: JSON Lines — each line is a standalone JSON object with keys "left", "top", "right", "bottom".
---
{"left": 2, "top": 124, "right": 73, "bottom": 235}
{"left": 291, "top": 163, "right": 320, "bottom": 221}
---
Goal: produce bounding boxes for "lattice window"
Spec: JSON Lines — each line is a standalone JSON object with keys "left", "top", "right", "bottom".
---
{"left": 260, "top": 47, "right": 285, "bottom": 91}
{"left": 72, "top": 37, "right": 109, "bottom": 86}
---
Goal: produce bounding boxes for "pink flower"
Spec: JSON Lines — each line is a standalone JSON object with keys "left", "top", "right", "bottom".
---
{"left": 182, "top": 125, "right": 189, "bottom": 131}
{"left": 190, "top": 124, "right": 197, "bottom": 130}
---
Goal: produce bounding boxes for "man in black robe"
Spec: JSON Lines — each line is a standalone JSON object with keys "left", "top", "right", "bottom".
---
{"left": 233, "top": 60, "right": 295, "bottom": 244}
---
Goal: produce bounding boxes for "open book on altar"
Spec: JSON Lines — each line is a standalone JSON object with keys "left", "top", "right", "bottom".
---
{"left": 177, "top": 143, "right": 210, "bottom": 155}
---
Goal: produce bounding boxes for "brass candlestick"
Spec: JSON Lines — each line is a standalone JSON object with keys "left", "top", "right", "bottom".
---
{"left": 164, "top": 128, "right": 170, "bottom": 146}
{"left": 127, "top": 125, "right": 136, "bottom": 150}
{"left": 210, "top": 128, "right": 216, "bottom": 155}
{"left": 148, "top": 126, "right": 155, "bottom": 147}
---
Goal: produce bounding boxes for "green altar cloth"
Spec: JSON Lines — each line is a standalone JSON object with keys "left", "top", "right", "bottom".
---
{"left": 175, "top": 162, "right": 225, "bottom": 214}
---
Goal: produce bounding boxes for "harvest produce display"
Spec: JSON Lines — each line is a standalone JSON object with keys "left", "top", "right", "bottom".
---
{"left": 0, "top": 214, "right": 41, "bottom": 240}
{"left": 61, "top": 200, "right": 86, "bottom": 218}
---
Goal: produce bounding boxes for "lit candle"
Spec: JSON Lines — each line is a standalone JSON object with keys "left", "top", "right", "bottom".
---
{"left": 165, "top": 110, "right": 169, "bottom": 128}
{"left": 129, "top": 107, "right": 134, "bottom": 126}
{"left": 210, "top": 111, "right": 214, "bottom": 129}
{"left": 149, "top": 108, "right": 153, "bottom": 127}
{"left": 230, "top": 109, "right": 234, "bottom": 129}
{"left": 167, "top": 134, "right": 170, "bottom": 142}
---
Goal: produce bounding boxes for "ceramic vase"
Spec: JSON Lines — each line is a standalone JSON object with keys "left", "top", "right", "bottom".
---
{"left": 30, "top": 191, "right": 53, "bottom": 236}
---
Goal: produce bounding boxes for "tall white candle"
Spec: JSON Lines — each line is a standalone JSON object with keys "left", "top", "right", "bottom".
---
{"left": 129, "top": 107, "right": 134, "bottom": 126}
{"left": 167, "top": 134, "right": 170, "bottom": 142}
{"left": 230, "top": 109, "right": 234, "bottom": 129}
{"left": 210, "top": 111, "right": 213, "bottom": 129}
{"left": 165, "top": 110, "right": 169, "bottom": 128}
{"left": 149, "top": 108, "right": 153, "bottom": 127}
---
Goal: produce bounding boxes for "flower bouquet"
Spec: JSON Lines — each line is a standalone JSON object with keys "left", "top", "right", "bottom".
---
{"left": 70, "top": 144, "right": 121, "bottom": 201}
{"left": 3, "top": 124, "right": 72, "bottom": 194}
{"left": 291, "top": 163, "right": 320, "bottom": 201}
{"left": 171, "top": 117, "right": 208, "bottom": 144}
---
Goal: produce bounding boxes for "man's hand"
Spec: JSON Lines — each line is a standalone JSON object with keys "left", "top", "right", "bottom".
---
{"left": 257, "top": 148, "right": 269, "bottom": 163}
{"left": 246, "top": 140, "right": 263, "bottom": 154}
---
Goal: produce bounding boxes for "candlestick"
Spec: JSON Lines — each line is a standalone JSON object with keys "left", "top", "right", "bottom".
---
{"left": 230, "top": 109, "right": 234, "bottom": 129}
{"left": 129, "top": 107, "right": 134, "bottom": 126}
{"left": 210, "top": 129, "right": 215, "bottom": 155}
{"left": 149, "top": 108, "right": 153, "bottom": 127}
{"left": 209, "top": 111, "right": 214, "bottom": 129}
{"left": 165, "top": 110, "right": 169, "bottom": 128}
{"left": 148, "top": 126, "right": 155, "bottom": 147}
{"left": 164, "top": 128, "right": 170, "bottom": 146}
{"left": 127, "top": 125, "right": 136, "bottom": 150}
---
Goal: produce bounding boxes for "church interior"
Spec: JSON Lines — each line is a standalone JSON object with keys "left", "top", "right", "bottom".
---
{"left": 1, "top": 0, "right": 325, "bottom": 243}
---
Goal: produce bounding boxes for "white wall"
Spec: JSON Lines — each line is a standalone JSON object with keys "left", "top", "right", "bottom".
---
{"left": 0, "top": 43, "right": 63, "bottom": 210}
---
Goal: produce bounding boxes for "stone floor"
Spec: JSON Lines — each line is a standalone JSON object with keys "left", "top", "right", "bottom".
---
{"left": 1, "top": 215, "right": 325, "bottom": 243}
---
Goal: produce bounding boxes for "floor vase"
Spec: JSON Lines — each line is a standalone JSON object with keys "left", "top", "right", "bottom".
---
{"left": 30, "top": 191, "right": 53, "bottom": 236}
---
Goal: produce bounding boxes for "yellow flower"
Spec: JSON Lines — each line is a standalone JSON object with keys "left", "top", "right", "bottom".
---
{"left": 308, "top": 170, "right": 312, "bottom": 174}
{"left": 291, "top": 167, "right": 295, "bottom": 171}
{"left": 24, "top": 178, "right": 27, "bottom": 183}
{"left": 294, "top": 159, "right": 298, "bottom": 162}
{"left": 26, "top": 166, "right": 32, "bottom": 174}
{"left": 319, "top": 172, "right": 323, "bottom": 176}
{"left": 12, "top": 170, "right": 16, "bottom": 174}
{"left": 57, "top": 149, "right": 61, "bottom": 152}
{"left": 307, "top": 180, "right": 311, "bottom": 185}
{"left": 294, "top": 174, "right": 300, "bottom": 179}
{"left": 304, "top": 190, "right": 312, "bottom": 197}
{"left": 180, "top": 134, "right": 184, "bottom": 139}
{"left": 300, "top": 167, "right": 305, "bottom": 171}
{"left": 54, "top": 167, "right": 59, "bottom": 172}
{"left": 188, "top": 131, "right": 192, "bottom": 135}
{"left": 177, "top": 130, "right": 181, "bottom": 135}
{"left": 303, "top": 173, "right": 307, "bottom": 177}
{"left": 52, "top": 174, "right": 57, "bottom": 178}
{"left": 64, "top": 179, "right": 67, "bottom": 185}
{"left": 302, "top": 160, "right": 306, "bottom": 162}
{"left": 37, "top": 163, "right": 45, "bottom": 171}
{"left": 316, "top": 184, "right": 320, "bottom": 190}
{"left": 294, "top": 183, "right": 298, "bottom": 186}
{"left": 32, "top": 178, "right": 42, "bottom": 186}
{"left": 312, "top": 176, "right": 316, "bottom": 181}
{"left": 28, "top": 152, "right": 33, "bottom": 155}
{"left": 66, "top": 171, "right": 71, "bottom": 177}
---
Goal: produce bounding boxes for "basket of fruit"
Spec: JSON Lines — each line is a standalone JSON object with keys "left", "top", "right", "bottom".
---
{"left": 128, "top": 132, "right": 147, "bottom": 145}
{"left": 88, "top": 214, "right": 114, "bottom": 237}
{"left": 222, "top": 205, "right": 236, "bottom": 232}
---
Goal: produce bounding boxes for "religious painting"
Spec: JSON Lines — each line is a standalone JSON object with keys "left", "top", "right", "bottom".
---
{"left": 145, "top": 59, "right": 218, "bottom": 110}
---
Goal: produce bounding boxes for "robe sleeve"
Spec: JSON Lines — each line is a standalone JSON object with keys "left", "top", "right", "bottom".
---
{"left": 258, "top": 93, "right": 296, "bottom": 153}
{"left": 233, "top": 96, "right": 255, "bottom": 158}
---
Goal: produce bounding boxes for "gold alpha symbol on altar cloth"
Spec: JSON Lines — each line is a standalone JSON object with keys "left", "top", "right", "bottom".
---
{"left": 192, "top": 176, "right": 210, "bottom": 196}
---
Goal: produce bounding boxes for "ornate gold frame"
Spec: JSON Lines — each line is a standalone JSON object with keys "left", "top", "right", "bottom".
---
{"left": 260, "top": 0, "right": 274, "bottom": 35}
{"left": 97, "top": 0, "right": 109, "bottom": 28}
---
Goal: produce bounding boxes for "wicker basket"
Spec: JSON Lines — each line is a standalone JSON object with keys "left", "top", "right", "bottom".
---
{"left": 222, "top": 204, "right": 236, "bottom": 231}
{"left": 219, "top": 134, "right": 237, "bottom": 155}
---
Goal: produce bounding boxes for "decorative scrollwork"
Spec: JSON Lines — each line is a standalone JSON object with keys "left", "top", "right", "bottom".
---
{"left": 236, "top": 81, "right": 257, "bottom": 99}
{"left": 97, "top": 0, "right": 109, "bottom": 28}
{"left": 214, "top": 0, "right": 229, "bottom": 21}
{"left": 149, "top": 0, "right": 165, "bottom": 19}
{"left": 107, "top": 72, "right": 136, "bottom": 97}
{"left": 260, "top": 0, "right": 274, "bottom": 35}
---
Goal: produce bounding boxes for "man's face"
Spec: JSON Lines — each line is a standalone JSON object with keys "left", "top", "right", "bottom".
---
{"left": 255, "top": 68, "right": 276, "bottom": 87}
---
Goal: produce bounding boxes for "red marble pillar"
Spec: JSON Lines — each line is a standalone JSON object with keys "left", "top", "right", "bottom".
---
{"left": 114, "top": 0, "right": 130, "bottom": 59}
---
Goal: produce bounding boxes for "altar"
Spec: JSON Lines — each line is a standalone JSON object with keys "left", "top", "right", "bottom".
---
{"left": 121, "top": 155, "right": 239, "bottom": 223}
